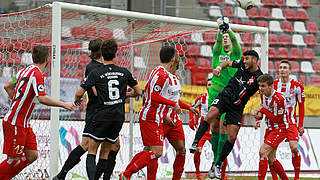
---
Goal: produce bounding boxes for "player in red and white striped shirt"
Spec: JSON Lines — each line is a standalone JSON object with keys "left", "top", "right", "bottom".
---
{"left": 0, "top": 46, "right": 74, "bottom": 179}
{"left": 255, "top": 74, "right": 289, "bottom": 180}
{"left": 273, "top": 60, "right": 305, "bottom": 180}
{"left": 120, "top": 46, "right": 184, "bottom": 180}
{"left": 189, "top": 78, "right": 211, "bottom": 180}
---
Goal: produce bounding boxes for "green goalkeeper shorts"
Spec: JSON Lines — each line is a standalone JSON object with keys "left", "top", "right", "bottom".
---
{"left": 208, "top": 83, "right": 226, "bottom": 120}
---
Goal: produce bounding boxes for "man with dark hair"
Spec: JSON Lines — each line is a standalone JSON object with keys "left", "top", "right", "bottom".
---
{"left": 120, "top": 45, "right": 193, "bottom": 180}
{"left": 190, "top": 50, "right": 263, "bottom": 179}
{"left": 0, "top": 45, "right": 74, "bottom": 179}
{"left": 75, "top": 39, "right": 142, "bottom": 180}
{"left": 254, "top": 74, "right": 289, "bottom": 180}
{"left": 270, "top": 60, "right": 304, "bottom": 180}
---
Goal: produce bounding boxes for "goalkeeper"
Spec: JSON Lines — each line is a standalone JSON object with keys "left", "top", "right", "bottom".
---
{"left": 190, "top": 16, "right": 242, "bottom": 179}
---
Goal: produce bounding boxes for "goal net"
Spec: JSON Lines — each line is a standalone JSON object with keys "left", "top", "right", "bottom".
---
{"left": 0, "top": 2, "right": 268, "bottom": 179}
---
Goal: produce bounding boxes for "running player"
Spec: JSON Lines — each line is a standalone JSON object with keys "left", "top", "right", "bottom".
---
{"left": 190, "top": 50, "right": 263, "bottom": 179}
{"left": 76, "top": 39, "right": 142, "bottom": 180}
{"left": 254, "top": 74, "right": 289, "bottom": 180}
{"left": 189, "top": 78, "right": 212, "bottom": 180}
{"left": 0, "top": 45, "right": 74, "bottom": 179}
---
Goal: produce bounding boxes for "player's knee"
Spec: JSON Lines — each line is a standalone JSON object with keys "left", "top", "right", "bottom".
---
{"left": 227, "top": 134, "right": 237, "bottom": 143}
{"left": 207, "top": 108, "right": 219, "bottom": 123}
{"left": 289, "top": 142, "right": 298, "bottom": 153}
{"left": 177, "top": 147, "right": 186, "bottom": 156}
{"left": 259, "top": 149, "right": 267, "bottom": 158}
{"left": 26, "top": 151, "right": 38, "bottom": 162}
{"left": 111, "top": 140, "right": 120, "bottom": 152}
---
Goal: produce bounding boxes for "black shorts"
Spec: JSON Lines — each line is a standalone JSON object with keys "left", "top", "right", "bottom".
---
{"left": 85, "top": 119, "right": 124, "bottom": 143}
{"left": 211, "top": 93, "right": 244, "bottom": 126}
{"left": 83, "top": 109, "right": 97, "bottom": 136}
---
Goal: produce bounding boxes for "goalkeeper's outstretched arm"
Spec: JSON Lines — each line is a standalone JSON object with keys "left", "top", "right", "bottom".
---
{"left": 228, "top": 30, "right": 242, "bottom": 57}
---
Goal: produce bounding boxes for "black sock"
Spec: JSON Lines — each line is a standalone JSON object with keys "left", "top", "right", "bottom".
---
{"left": 194, "top": 120, "right": 210, "bottom": 144}
{"left": 103, "top": 150, "right": 118, "bottom": 180}
{"left": 86, "top": 154, "right": 96, "bottom": 180}
{"left": 216, "top": 140, "right": 234, "bottom": 166}
{"left": 57, "top": 145, "right": 86, "bottom": 178}
{"left": 94, "top": 158, "right": 108, "bottom": 180}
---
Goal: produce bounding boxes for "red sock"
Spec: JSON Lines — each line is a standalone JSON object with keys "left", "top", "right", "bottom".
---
{"left": 270, "top": 160, "right": 289, "bottom": 180}
{"left": 194, "top": 151, "right": 201, "bottom": 175}
{"left": 10, "top": 156, "right": 31, "bottom": 178}
{"left": 258, "top": 157, "right": 268, "bottom": 180}
{"left": 269, "top": 163, "right": 278, "bottom": 180}
{"left": 0, "top": 158, "right": 16, "bottom": 179}
{"left": 147, "top": 158, "right": 158, "bottom": 180}
{"left": 124, "top": 151, "right": 157, "bottom": 178}
{"left": 292, "top": 151, "right": 301, "bottom": 180}
{"left": 221, "top": 158, "right": 227, "bottom": 179}
{"left": 126, "top": 151, "right": 145, "bottom": 169}
{"left": 172, "top": 151, "right": 185, "bottom": 180}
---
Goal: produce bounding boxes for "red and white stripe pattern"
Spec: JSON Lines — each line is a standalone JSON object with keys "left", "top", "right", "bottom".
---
{"left": 260, "top": 90, "right": 289, "bottom": 130}
{"left": 139, "top": 66, "right": 171, "bottom": 125}
{"left": 274, "top": 78, "right": 305, "bottom": 125}
{"left": 192, "top": 93, "right": 209, "bottom": 128}
{"left": 3, "top": 65, "right": 46, "bottom": 128}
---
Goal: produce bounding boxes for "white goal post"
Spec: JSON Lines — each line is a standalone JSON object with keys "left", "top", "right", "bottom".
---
{"left": 49, "top": 1, "right": 268, "bottom": 178}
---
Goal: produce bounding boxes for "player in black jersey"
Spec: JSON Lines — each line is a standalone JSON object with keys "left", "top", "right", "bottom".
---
{"left": 190, "top": 50, "right": 263, "bottom": 179}
{"left": 54, "top": 39, "right": 104, "bottom": 180}
{"left": 75, "top": 39, "right": 142, "bottom": 180}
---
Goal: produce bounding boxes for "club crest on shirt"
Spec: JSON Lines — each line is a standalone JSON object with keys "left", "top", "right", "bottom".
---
{"left": 247, "top": 76, "right": 255, "bottom": 85}
{"left": 154, "top": 85, "right": 162, "bottom": 92}
{"left": 37, "top": 84, "right": 44, "bottom": 92}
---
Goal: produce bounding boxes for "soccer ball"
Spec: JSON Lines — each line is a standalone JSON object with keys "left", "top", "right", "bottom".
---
{"left": 237, "top": 0, "right": 255, "bottom": 10}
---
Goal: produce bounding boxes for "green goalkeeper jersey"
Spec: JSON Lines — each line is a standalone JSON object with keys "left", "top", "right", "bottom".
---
{"left": 211, "top": 30, "right": 242, "bottom": 87}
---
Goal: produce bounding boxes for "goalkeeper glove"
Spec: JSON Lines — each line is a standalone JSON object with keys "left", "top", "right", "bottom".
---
{"left": 217, "top": 16, "right": 230, "bottom": 33}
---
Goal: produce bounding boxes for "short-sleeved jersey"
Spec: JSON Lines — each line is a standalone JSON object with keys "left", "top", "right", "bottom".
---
{"left": 4, "top": 65, "right": 46, "bottom": 128}
{"left": 139, "top": 66, "right": 172, "bottom": 124}
{"left": 221, "top": 60, "right": 263, "bottom": 108}
{"left": 260, "top": 91, "right": 288, "bottom": 130}
{"left": 84, "top": 60, "right": 102, "bottom": 113}
{"left": 162, "top": 73, "right": 182, "bottom": 122}
{"left": 274, "top": 78, "right": 305, "bottom": 125}
{"left": 192, "top": 93, "right": 209, "bottom": 123}
{"left": 81, "top": 64, "right": 137, "bottom": 121}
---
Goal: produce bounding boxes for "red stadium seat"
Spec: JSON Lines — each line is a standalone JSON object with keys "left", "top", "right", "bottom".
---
{"left": 289, "top": 48, "right": 302, "bottom": 59}
{"left": 302, "top": 48, "right": 315, "bottom": 60}
{"left": 99, "top": 28, "right": 113, "bottom": 39}
{"left": 223, "top": 7, "right": 234, "bottom": 17}
{"left": 296, "top": 9, "right": 309, "bottom": 20}
{"left": 269, "top": 34, "right": 280, "bottom": 45}
{"left": 298, "top": 0, "right": 312, "bottom": 7}
{"left": 279, "top": 34, "right": 292, "bottom": 45}
{"left": 305, "top": 34, "right": 318, "bottom": 46}
{"left": 116, "top": 56, "right": 130, "bottom": 68}
{"left": 283, "top": 8, "right": 296, "bottom": 20}
{"left": 313, "top": 62, "right": 320, "bottom": 73}
{"left": 86, "top": 27, "right": 98, "bottom": 38}
{"left": 185, "top": 58, "right": 197, "bottom": 70}
{"left": 187, "top": 44, "right": 201, "bottom": 56}
{"left": 197, "top": 58, "right": 212, "bottom": 72}
{"left": 247, "top": 8, "right": 260, "bottom": 18}
{"left": 74, "top": 69, "right": 84, "bottom": 79}
{"left": 71, "top": 27, "right": 85, "bottom": 38}
{"left": 203, "top": 31, "right": 216, "bottom": 43}
{"left": 7, "top": 52, "right": 21, "bottom": 65}
{"left": 260, "top": 8, "right": 271, "bottom": 18}
{"left": 0, "top": 52, "right": 6, "bottom": 65}
{"left": 261, "top": 0, "right": 275, "bottom": 6}
{"left": 306, "top": 22, "right": 319, "bottom": 33}
{"left": 298, "top": 75, "right": 309, "bottom": 85}
{"left": 278, "top": 47, "right": 289, "bottom": 59}
{"left": 269, "top": 61, "right": 276, "bottom": 72}
{"left": 61, "top": 68, "right": 72, "bottom": 78}
{"left": 233, "top": 19, "right": 243, "bottom": 24}
{"left": 78, "top": 54, "right": 90, "bottom": 67}
{"left": 281, "top": 21, "right": 294, "bottom": 32}
{"left": 269, "top": 48, "right": 277, "bottom": 59}
{"left": 244, "top": 20, "right": 256, "bottom": 26}
{"left": 241, "top": 33, "right": 253, "bottom": 44}
{"left": 257, "top": 20, "right": 268, "bottom": 28}
{"left": 311, "top": 76, "right": 320, "bottom": 86}
{"left": 275, "top": 0, "right": 286, "bottom": 6}
{"left": 176, "top": 44, "right": 187, "bottom": 56}
{"left": 194, "top": 72, "right": 207, "bottom": 85}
